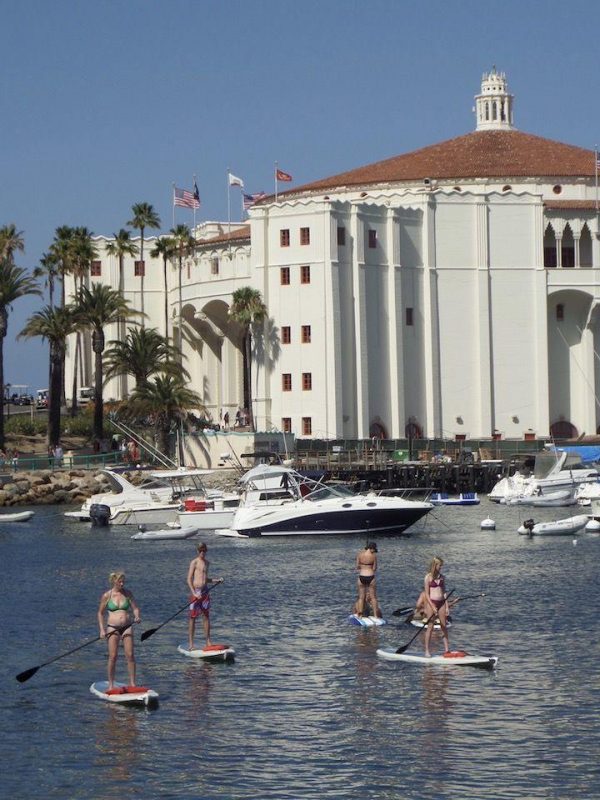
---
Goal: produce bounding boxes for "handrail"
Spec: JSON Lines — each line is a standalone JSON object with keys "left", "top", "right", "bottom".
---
{"left": 107, "top": 417, "right": 176, "bottom": 469}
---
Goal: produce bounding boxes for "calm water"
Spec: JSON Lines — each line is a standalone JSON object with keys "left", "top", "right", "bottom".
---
{"left": 2, "top": 499, "right": 599, "bottom": 799}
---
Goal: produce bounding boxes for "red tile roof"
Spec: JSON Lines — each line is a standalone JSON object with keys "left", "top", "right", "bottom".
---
{"left": 197, "top": 225, "right": 250, "bottom": 246}
{"left": 282, "top": 130, "right": 596, "bottom": 196}
{"left": 544, "top": 200, "right": 599, "bottom": 210}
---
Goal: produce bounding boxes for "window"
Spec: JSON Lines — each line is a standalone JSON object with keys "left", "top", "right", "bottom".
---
{"left": 281, "top": 326, "right": 291, "bottom": 344}
{"left": 406, "top": 308, "right": 414, "bottom": 326}
{"left": 302, "top": 372, "right": 312, "bottom": 391}
{"left": 300, "top": 265, "right": 311, "bottom": 284}
{"left": 282, "top": 417, "right": 292, "bottom": 433}
{"left": 337, "top": 226, "right": 346, "bottom": 246}
{"left": 302, "top": 417, "right": 312, "bottom": 435}
{"left": 280, "top": 266, "right": 290, "bottom": 285}
{"left": 134, "top": 260, "right": 145, "bottom": 276}
{"left": 556, "top": 303, "right": 564, "bottom": 321}
{"left": 211, "top": 257, "right": 219, "bottom": 275}
{"left": 300, "top": 227, "right": 310, "bottom": 245}
{"left": 282, "top": 373, "right": 292, "bottom": 391}
{"left": 368, "top": 229, "right": 377, "bottom": 249}
{"left": 280, "top": 229, "right": 290, "bottom": 247}
{"left": 301, "top": 325, "right": 311, "bottom": 343}
{"left": 90, "top": 260, "right": 101, "bottom": 276}
{"left": 544, "top": 246, "right": 557, "bottom": 268}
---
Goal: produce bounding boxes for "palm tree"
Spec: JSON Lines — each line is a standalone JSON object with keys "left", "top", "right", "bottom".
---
{"left": 0, "top": 224, "right": 25, "bottom": 262}
{"left": 0, "top": 259, "right": 41, "bottom": 448}
{"left": 18, "top": 305, "right": 78, "bottom": 447}
{"left": 229, "top": 287, "right": 267, "bottom": 432}
{"left": 74, "top": 283, "right": 141, "bottom": 442}
{"left": 169, "top": 224, "right": 196, "bottom": 350}
{"left": 150, "top": 236, "right": 176, "bottom": 341}
{"left": 128, "top": 203, "right": 161, "bottom": 323}
{"left": 103, "top": 327, "right": 189, "bottom": 389}
{"left": 119, "top": 374, "right": 203, "bottom": 460}
{"left": 49, "top": 225, "right": 76, "bottom": 308}
{"left": 33, "top": 252, "right": 60, "bottom": 308}
{"left": 106, "top": 230, "right": 138, "bottom": 398}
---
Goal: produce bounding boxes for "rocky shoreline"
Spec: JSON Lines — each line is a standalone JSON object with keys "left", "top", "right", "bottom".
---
{"left": 0, "top": 467, "right": 241, "bottom": 508}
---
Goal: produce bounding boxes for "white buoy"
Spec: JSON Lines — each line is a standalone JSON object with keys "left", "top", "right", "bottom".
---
{"left": 481, "top": 518, "right": 496, "bottom": 530}
{"left": 585, "top": 519, "right": 600, "bottom": 532}
{"left": 573, "top": 539, "right": 578, "bottom": 546}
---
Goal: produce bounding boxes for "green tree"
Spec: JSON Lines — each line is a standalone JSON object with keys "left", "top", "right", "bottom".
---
{"left": 0, "top": 259, "right": 41, "bottom": 448}
{"left": 106, "top": 229, "right": 139, "bottom": 398}
{"left": 103, "top": 327, "right": 189, "bottom": 389}
{"left": 74, "top": 283, "right": 141, "bottom": 442}
{"left": 229, "top": 287, "right": 267, "bottom": 432}
{"left": 119, "top": 374, "right": 204, "bottom": 460}
{"left": 150, "top": 236, "right": 176, "bottom": 341}
{"left": 18, "top": 305, "right": 78, "bottom": 447}
{"left": 49, "top": 225, "right": 75, "bottom": 307}
{"left": 33, "top": 252, "right": 60, "bottom": 308}
{"left": 169, "top": 224, "right": 196, "bottom": 350}
{"left": 0, "top": 224, "right": 25, "bottom": 262}
{"left": 128, "top": 203, "right": 161, "bottom": 323}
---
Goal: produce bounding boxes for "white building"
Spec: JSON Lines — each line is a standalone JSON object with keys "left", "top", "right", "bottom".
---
{"left": 66, "top": 69, "right": 600, "bottom": 442}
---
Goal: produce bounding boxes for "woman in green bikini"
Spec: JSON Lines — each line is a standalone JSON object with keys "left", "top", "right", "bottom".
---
{"left": 97, "top": 572, "right": 141, "bottom": 689}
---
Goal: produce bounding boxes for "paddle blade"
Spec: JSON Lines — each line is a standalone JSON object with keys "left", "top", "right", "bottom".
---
{"left": 391, "top": 606, "right": 414, "bottom": 617}
{"left": 395, "top": 643, "right": 410, "bottom": 654}
{"left": 16, "top": 666, "right": 39, "bottom": 683}
{"left": 140, "top": 628, "right": 157, "bottom": 642}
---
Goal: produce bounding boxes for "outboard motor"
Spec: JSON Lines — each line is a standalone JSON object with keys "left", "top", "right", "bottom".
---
{"left": 90, "top": 503, "right": 111, "bottom": 527}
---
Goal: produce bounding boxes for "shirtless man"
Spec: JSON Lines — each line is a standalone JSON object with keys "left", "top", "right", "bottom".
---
{"left": 355, "top": 542, "right": 382, "bottom": 618}
{"left": 187, "top": 543, "right": 223, "bottom": 650}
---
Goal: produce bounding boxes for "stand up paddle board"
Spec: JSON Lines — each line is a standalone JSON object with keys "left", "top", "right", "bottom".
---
{"left": 177, "top": 643, "right": 235, "bottom": 662}
{"left": 409, "top": 617, "right": 452, "bottom": 629}
{"left": 376, "top": 647, "right": 497, "bottom": 669}
{"left": 348, "top": 614, "right": 386, "bottom": 627}
{"left": 90, "top": 681, "right": 159, "bottom": 705}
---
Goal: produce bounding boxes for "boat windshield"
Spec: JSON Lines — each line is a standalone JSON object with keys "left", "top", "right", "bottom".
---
{"left": 304, "top": 484, "right": 355, "bottom": 502}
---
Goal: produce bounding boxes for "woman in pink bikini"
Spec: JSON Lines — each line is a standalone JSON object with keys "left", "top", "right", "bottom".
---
{"left": 423, "top": 556, "right": 450, "bottom": 657}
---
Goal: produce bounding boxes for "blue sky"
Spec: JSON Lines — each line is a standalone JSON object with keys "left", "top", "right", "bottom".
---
{"left": 3, "top": 0, "right": 600, "bottom": 391}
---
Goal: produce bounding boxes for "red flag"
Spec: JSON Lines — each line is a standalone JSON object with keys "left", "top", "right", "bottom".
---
{"left": 276, "top": 168, "right": 293, "bottom": 182}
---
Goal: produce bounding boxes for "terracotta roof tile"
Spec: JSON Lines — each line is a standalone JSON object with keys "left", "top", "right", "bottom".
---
{"left": 282, "top": 130, "right": 596, "bottom": 196}
{"left": 197, "top": 225, "right": 250, "bottom": 246}
{"left": 544, "top": 200, "right": 598, "bottom": 210}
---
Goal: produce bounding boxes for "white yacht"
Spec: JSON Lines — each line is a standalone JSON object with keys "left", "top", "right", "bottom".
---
{"left": 216, "top": 465, "right": 432, "bottom": 537}
{"left": 488, "top": 450, "right": 598, "bottom": 505}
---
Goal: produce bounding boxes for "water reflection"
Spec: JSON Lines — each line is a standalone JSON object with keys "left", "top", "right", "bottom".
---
{"left": 93, "top": 705, "right": 141, "bottom": 784}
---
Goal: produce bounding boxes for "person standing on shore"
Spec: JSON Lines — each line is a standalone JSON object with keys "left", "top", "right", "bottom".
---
{"left": 187, "top": 543, "right": 223, "bottom": 650}
{"left": 354, "top": 542, "right": 381, "bottom": 618}
{"left": 97, "top": 572, "right": 141, "bottom": 689}
{"left": 423, "top": 556, "right": 450, "bottom": 658}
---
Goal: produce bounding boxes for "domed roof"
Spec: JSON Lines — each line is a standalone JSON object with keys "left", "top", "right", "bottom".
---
{"left": 287, "top": 130, "right": 596, "bottom": 195}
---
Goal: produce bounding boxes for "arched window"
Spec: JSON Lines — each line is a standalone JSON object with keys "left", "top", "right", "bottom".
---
{"left": 369, "top": 421, "right": 387, "bottom": 439}
{"left": 405, "top": 420, "right": 423, "bottom": 439}
{"left": 562, "top": 224, "right": 575, "bottom": 268}
{"left": 544, "top": 224, "right": 557, "bottom": 268}
{"left": 549, "top": 419, "right": 578, "bottom": 439}
{"left": 580, "top": 223, "right": 593, "bottom": 268}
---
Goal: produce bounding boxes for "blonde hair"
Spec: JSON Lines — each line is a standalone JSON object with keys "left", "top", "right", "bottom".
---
{"left": 109, "top": 571, "right": 126, "bottom": 586}
{"left": 428, "top": 557, "right": 443, "bottom": 575}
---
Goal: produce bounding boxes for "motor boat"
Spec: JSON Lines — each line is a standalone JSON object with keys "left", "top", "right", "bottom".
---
{"left": 216, "top": 465, "right": 432, "bottom": 537}
{"left": 488, "top": 450, "right": 598, "bottom": 506}
{"left": 430, "top": 492, "right": 480, "bottom": 506}
{"left": 65, "top": 467, "right": 237, "bottom": 526}
{"left": 517, "top": 514, "right": 589, "bottom": 536}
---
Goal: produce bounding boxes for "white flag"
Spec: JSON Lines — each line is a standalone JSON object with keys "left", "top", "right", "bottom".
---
{"left": 228, "top": 172, "right": 244, "bottom": 189}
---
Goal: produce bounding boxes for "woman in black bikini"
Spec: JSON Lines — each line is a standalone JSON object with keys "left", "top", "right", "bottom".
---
{"left": 355, "top": 542, "right": 381, "bottom": 618}
{"left": 423, "top": 556, "right": 450, "bottom": 657}
{"left": 98, "top": 572, "right": 141, "bottom": 689}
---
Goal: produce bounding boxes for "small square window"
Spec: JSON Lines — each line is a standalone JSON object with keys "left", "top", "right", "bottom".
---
{"left": 90, "top": 260, "right": 102, "bottom": 277}
{"left": 281, "top": 326, "right": 291, "bottom": 344}
{"left": 282, "top": 373, "right": 292, "bottom": 391}
{"left": 301, "top": 325, "right": 311, "bottom": 343}
{"left": 300, "top": 265, "right": 311, "bottom": 284}
{"left": 556, "top": 303, "right": 564, "bottom": 321}
{"left": 280, "top": 229, "right": 290, "bottom": 247}
{"left": 368, "top": 229, "right": 377, "bottom": 249}
{"left": 300, "top": 227, "right": 310, "bottom": 245}
{"left": 280, "top": 266, "right": 290, "bottom": 285}
{"left": 211, "top": 257, "right": 219, "bottom": 275}
{"left": 134, "top": 260, "right": 145, "bottom": 276}
{"left": 282, "top": 417, "right": 292, "bottom": 433}
{"left": 337, "top": 226, "right": 346, "bottom": 246}
{"left": 406, "top": 307, "right": 414, "bottom": 326}
{"left": 302, "top": 373, "right": 312, "bottom": 391}
{"left": 302, "top": 417, "right": 312, "bottom": 435}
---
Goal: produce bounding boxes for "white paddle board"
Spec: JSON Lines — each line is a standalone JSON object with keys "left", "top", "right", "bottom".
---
{"left": 409, "top": 617, "right": 452, "bottom": 629}
{"left": 377, "top": 647, "right": 498, "bottom": 669}
{"left": 348, "top": 614, "right": 386, "bottom": 627}
{"left": 90, "top": 681, "right": 159, "bottom": 705}
{"left": 177, "top": 643, "right": 235, "bottom": 662}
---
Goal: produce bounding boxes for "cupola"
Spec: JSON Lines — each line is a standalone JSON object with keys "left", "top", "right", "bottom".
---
{"left": 474, "top": 67, "right": 514, "bottom": 131}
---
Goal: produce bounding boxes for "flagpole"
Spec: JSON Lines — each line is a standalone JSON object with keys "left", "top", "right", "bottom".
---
{"left": 172, "top": 182, "right": 176, "bottom": 227}
{"left": 595, "top": 146, "right": 598, "bottom": 216}
{"left": 227, "top": 169, "right": 231, "bottom": 256}
{"left": 193, "top": 173, "right": 197, "bottom": 233}
{"left": 275, "top": 161, "right": 278, "bottom": 202}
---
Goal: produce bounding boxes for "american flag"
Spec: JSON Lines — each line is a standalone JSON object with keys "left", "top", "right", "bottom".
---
{"left": 243, "top": 191, "right": 267, "bottom": 210}
{"left": 174, "top": 187, "right": 200, "bottom": 209}
{"left": 276, "top": 168, "right": 293, "bottom": 182}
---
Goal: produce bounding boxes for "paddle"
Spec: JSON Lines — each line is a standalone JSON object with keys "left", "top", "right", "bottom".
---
{"left": 391, "top": 605, "right": 417, "bottom": 617}
{"left": 395, "top": 588, "right": 455, "bottom": 654}
{"left": 141, "top": 580, "right": 223, "bottom": 642}
{"left": 401, "top": 591, "right": 486, "bottom": 623}
{"left": 15, "top": 623, "right": 131, "bottom": 683}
